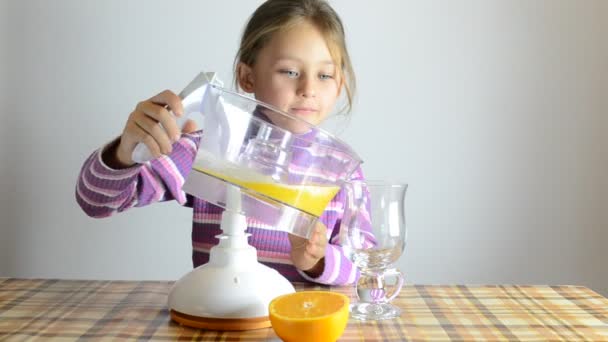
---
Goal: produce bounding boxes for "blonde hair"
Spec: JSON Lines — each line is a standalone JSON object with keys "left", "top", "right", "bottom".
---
{"left": 234, "top": 0, "right": 356, "bottom": 114}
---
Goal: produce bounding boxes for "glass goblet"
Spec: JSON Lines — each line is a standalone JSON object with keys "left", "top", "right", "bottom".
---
{"left": 340, "top": 180, "right": 407, "bottom": 320}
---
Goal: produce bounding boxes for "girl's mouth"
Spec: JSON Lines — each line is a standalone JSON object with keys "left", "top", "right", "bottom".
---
{"left": 290, "top": 107, "right": 317, "bottom": 116}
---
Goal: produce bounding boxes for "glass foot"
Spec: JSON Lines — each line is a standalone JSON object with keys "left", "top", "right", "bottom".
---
{"left": 349, "top": 302, "right": 401, "bottom": 321}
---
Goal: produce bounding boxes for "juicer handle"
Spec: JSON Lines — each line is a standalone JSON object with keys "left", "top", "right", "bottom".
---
{"left": 131, "top": 72, "right": 221, "bottom": 164}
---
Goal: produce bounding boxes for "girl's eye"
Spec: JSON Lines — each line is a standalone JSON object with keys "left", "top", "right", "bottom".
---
{"left": 280, "top": 70, "right": 299, "bottom": 78}
{"left": 319, "top": 74, "right": 334, "bottom": 80}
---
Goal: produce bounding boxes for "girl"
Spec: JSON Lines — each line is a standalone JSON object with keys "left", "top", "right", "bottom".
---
{"left": 76, "top": 0, "right": 369, "bottom": 285}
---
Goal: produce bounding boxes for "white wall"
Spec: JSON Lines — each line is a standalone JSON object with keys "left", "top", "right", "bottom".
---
{"left": 1, "top": 0, "right": 11, "bottom": 276}
{"left": 334, "top": 0, "right": 608, "bottom": 295}
{"left": 1, "top": 1, "right": 606, "bottom": 296}
{"left": 600, "top": 0, "right": 608, "bottom": 296}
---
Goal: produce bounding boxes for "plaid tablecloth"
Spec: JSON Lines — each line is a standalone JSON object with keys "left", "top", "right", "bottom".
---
{"left": 1, "top": 278, "right": 607, "bottom": 341}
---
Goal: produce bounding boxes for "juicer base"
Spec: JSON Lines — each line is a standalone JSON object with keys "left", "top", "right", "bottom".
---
{"left": 170, "top": 309, "right": 271, "bottom": 330}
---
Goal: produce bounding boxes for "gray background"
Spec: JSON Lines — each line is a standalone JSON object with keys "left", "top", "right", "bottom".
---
{"left": 1, "top": 0, "right": 607, "bottom": 296}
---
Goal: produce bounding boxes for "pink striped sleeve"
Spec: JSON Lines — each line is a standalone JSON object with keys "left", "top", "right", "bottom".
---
{"left": 297, "top": 166, "right": 371, "bottom": 286}
{"left": 75, "top": 132, "right": 202, "bottom": 218}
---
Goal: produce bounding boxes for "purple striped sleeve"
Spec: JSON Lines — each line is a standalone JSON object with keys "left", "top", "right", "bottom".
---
{"left": 75, "top": 132, "right": 202, "bottom": 217}
{"left": 148, "top": 131, "right": 201, "bottom": 205}
{"left": 75, "top": 138, "right": 142, "bottom": 218}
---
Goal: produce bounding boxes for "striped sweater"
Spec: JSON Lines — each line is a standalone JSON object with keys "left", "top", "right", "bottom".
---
{"left": 75, "top": 130, "right": 369, "bottom": 285}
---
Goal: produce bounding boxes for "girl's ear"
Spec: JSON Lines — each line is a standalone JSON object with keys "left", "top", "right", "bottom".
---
{"left": 236, "top": 62, "right": 255, "bottom": 93}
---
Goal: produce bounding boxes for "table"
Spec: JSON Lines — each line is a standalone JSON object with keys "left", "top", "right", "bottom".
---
{"left": 1, "top": 278, "right": 607, "bottom": 341}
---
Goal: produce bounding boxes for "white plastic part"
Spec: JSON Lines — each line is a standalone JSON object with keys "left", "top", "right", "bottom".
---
{"left": 167, "top": 254, "right": 295, "bottom": 318}
{"left": 168, "top": 186, "right": 295, "bottom": 319}
{"left": 131, "top": 71, "right": 223, "bottom": 164}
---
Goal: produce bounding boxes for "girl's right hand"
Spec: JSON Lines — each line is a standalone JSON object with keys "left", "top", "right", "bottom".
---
{"left": 113, "top": 90, "right": 196, "bottom": 167}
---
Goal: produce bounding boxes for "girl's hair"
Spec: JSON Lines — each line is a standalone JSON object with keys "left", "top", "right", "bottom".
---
{"left": 234, "top": 0, "right": 356, "bottom": 114}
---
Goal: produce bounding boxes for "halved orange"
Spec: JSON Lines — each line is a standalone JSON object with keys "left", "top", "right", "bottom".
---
{"left": 268, "top": 291, "right": 349, "bottom": 342}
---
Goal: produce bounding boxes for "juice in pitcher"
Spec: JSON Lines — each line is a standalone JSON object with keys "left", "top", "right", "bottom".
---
{"left": 193, "top": 164, "right": 339, "bottom": 217}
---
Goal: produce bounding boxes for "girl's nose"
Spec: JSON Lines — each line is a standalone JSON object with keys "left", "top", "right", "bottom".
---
{"left": 297, "top": 75, "right": 316, "bottom": 98}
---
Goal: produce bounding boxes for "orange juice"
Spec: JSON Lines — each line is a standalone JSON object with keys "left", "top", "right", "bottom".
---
{"left": 193, "top": 165, "right": 339, "bottom": 217}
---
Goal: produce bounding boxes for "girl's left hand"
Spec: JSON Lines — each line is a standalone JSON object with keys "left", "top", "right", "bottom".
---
{"left": 288, "top": 222, "right": 328, "bottom": 277}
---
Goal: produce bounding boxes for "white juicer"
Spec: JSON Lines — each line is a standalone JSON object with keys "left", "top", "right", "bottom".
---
{"left": 134, "top": 72, "right": 362, "bottom": 330}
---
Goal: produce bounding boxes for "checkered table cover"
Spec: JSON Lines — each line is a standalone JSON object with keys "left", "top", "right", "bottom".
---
{"left": 1, "top": 278, "right": 607, "bottom": 341}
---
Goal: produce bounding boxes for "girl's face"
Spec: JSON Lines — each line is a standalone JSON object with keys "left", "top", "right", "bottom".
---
{"left": 238, "top": 20, "right": 342, "bottom": 130}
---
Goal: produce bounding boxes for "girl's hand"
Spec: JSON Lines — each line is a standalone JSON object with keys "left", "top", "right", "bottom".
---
{"left": 113, "top": 90, "right": 197, "bottom": 167}
{"left": 288, "top": 222, "right": 328, "bottom": 277}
